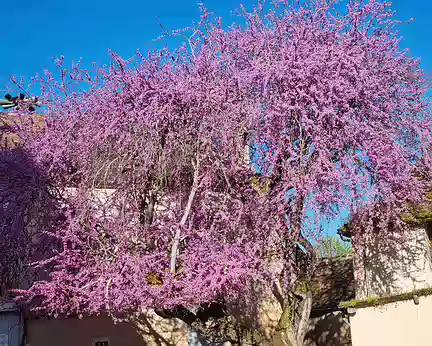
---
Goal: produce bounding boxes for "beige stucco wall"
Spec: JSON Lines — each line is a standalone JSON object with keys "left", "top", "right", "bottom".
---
{"left": 26, "top": 311, "right": 189, "bottom": 346}
{"left": 350, "top": 294, "right": 432, "bottom": 346}
{"left": 353, "top": 226, "right": 432, "bottom": 299}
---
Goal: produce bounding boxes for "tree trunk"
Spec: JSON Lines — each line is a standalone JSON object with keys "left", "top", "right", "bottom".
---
{"left": 271, "top": 290, "right": 312, "bottom": 346}
{"left": 272, "top": 297, "right": 296, "bottom": 346}
{"left": 296, "top": 291, "right": 312, "bottom": 345}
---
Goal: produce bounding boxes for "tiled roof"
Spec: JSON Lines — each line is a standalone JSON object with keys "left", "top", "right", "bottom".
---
{"left": 0, "top": 112, "right": 45, "bottom": 149}
{"left": 310, "top": 256, "right": 355, "bottom": 314}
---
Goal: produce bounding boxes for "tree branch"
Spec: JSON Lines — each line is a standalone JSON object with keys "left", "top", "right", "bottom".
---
{"left": 170, "top": 155, "right": 200, "bottom": 274}
{"left": 296, "top": 291, "right": 312, "bottom": 345}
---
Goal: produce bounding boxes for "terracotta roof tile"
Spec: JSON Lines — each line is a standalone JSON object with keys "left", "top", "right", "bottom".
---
{"left": 310, "top": 256, "right": 355, "bottom": 314}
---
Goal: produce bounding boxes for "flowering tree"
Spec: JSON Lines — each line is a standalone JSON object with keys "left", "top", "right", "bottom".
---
{"left": 0, "top": 114, "right": 57, "bottom": 300}
{"left": 0, "top": 148, "right": 35, "bottom": 296}
{"left": 8, "top": 0, "right": 432, "bottom": 345}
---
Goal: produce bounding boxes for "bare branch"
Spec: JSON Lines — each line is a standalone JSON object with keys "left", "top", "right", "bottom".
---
{"left": 170, "top": 154, "right": 200, "bottom": 274}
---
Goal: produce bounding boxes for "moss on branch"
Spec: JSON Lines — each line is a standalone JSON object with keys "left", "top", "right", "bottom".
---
{"left": 339, "top": 287, "right": 432, "bottom": 309}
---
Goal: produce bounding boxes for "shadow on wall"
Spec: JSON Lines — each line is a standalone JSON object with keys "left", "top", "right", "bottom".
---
{"left": 302, "top": 257, "right": 354, "bottom": 346}
{"left": 0, "top": 147, "right": 59, "bottom": 297}
{"left": 132, "top": 310, "right": 189, "bottom": 346}
{"left": 226, "top": 279, "right": 282, "bottom": 342}
{"left": 353, "top": 225, "right": 432, "bottom": 299}
{"left": 27, "top": 311, "right": 189, "bottom": 346}
{"left": 304, "top": 311, "right": 351, "bottom": 346}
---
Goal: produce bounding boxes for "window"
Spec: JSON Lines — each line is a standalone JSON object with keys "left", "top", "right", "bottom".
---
{"left": 93, "top": 338, "right": 110, "bottom": 346}
{"left": 0, "top": 334, "right": 8, "bottom": 346}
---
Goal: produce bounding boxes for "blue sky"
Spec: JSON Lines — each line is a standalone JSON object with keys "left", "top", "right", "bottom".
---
{"left": 1, "top": 0, "right": 431, "bottom": 88}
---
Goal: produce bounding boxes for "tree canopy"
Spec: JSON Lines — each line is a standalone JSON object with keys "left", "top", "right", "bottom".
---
{"left": 2, "top": 0, "right": 431, "bottom": 344}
